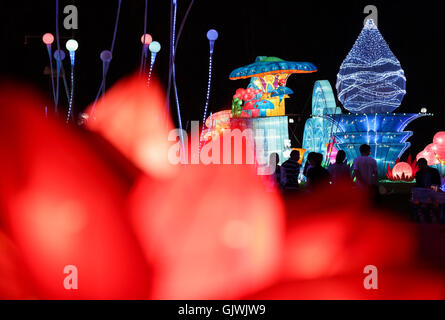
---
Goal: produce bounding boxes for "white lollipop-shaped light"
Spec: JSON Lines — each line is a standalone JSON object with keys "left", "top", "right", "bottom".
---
{"left": 66, "top": 39, "right": 78, "bottom": 65}
{"left": 149, "top": 41, "right": 161, "bottom": 53}
{"left": 66, "top": 39, "right": 78, "bottom": 52}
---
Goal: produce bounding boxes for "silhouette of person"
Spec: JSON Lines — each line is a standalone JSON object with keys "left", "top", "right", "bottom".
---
{"left": 303, "top": 152, "right": 316, "bottom": 178}
{"left": 306, "top": 152, "right": 330, "bottom": 190}
{"left": 352, "top": 144, "right": 378, "bottom": 188}
{"left": 328, "top": 150, "right": 351, "bottom": 184}
{"left": 281, "top": 150, "right": 300, "bottom": 190}
{"left": 415, "top": 158, "right": 441, "bottom": 189}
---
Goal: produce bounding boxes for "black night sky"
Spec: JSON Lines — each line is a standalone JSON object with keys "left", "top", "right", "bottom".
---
{"left": 1, "top": 0, "right": 443, "bottom": 156}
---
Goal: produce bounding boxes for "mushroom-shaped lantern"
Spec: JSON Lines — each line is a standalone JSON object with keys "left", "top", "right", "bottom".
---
{"left": 229, "top": 56, "right": 317, "bottom": 116}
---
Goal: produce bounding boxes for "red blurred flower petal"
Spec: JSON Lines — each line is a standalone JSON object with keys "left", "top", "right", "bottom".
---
{"left": 0, "top": 82, "right": 151, "bottom": 299}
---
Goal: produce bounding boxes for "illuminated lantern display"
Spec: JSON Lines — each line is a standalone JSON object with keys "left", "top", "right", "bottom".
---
{"left": 386, "top": 156, "right": 418, "bottom": 181}
{"left": 231, "top": 116, "right": 291, "bottom": 167}
{"left": 392, "top": 162, "right": 413, "bottom": 179}
{"left": 433, "top": 131, "right": 445, "bottom": 162}
{"left": 230, "top": 56, "right": 317, "bottom": 117}
{"left": 416, "top": 133, "right": 445, "bottom": 176}
{"left": 201, "top": 109, "right": 249, "bottom": 142}
{"left": 322, "top": 19, "right": 428, "bottom": 178}
{"left": 326, "top": 140, "right": 338, "bottom": 164}
{"left": 416, "top": 147, "right": 439, "bottom": 166}
{"left": 336, "top": 19, "right": 406, "bottom": 114}
{"left": 227, "top": 56, "right": 315, "bottom": 167}
{"left": 302, "top": 80, "right": 342, "bottom": 163}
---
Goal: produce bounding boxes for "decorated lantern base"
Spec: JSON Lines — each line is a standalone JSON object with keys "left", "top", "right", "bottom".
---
{"left": 323, "top": 113, "right": 429, "bottom": 178}
{"left": 230, "top": 116, "right": 290, "bottom": 167}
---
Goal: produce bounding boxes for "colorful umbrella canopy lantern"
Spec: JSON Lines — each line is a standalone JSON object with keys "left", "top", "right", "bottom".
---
{"left": 229, "top": 56, "right": 317, "bottom": 80}
{"left": 230, "top": 56, "right": 317, "bottom": 117}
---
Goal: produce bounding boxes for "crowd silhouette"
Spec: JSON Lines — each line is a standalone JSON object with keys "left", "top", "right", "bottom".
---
{"left": 269, "top": 143, "right": 443, "bottom": 202}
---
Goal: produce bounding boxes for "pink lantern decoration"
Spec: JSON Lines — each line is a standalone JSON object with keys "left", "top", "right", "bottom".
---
{"left": 392, "top": 162, "right": 413, "bottom": 179}
{"left": 416, "top": 149, "right": 439, "bottom": 166}
{"left": 140, "top": 34, "right": 153, "bottom": 45}
{"left": 433, "top": 131, "right": 445, "bottom": 161}
{"left": 326, "top": 139, "right": 338, "bottom": 164}
{"left": 42, "top": 33, "right": 54, "bottom": 45}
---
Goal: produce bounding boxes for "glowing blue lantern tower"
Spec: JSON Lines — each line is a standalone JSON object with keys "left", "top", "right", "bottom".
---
{"left": 327, "top": 19, "right": 427, "bottom": 178}
{"left": 302, "top": 80, "right": 341, "bottom": 163}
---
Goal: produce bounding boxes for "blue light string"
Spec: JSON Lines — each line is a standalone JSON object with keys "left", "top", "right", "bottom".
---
{"left": 142, "top": 46, "right": 148, "bottom": 77}
{"left": 171, "top": 1, "right": 186, "bottom": 159}
{"left": 147, "top": 53, "right": 156, "bottom": 87}
{"left": 139, "top": 0, "right": 148, "bottom": 77}
{"left": 90, "top": 0, "right": 122, "bottom": 119}
{"left": 60, "top": 62, "right": 71, "bottom": 104}
{"left": 164, "top": 0, "right": 175, "bottom": 130}
{"left": 374, "top": 113, "right": 378, "bottom": 158}
{"left": 46, "top": 46, "right": 57, "bottom": 110}
{"left": 55, "top": 0, "right": 61, "bottom": 114}
{"left": 55, "top": 58, "right": 61, "bottom": 111}
{"left": 66, "top": 52, "right": 75, "bottom": 123}
{"left": 110, "top": 0, "right": 122, "bottom": 54}
{"left": 199, "top": 53, "right": 214, "bottom": 153}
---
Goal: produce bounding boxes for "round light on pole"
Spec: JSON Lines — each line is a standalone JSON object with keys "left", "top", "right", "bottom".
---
{"left": 420, "top": 107, "right": 427, "bottom": 113}
{"left": 54, "top": 50, "right": 66, "bottom": 61}
{"left": 42, "top": 33, "right": 55, "bottom": 45}
{"left": 100, "top": 50, "right": 113, "bottom": 62}
{"left": 66, "top": 39, "right": 79, "bottom": 52}
{"left": 149, "top": 41, "right": 161, "bottom": 53}
{"left": 140, "top": 34, "right": 153, "bottom": 45}
{"left": 207, "top": 29, "right": 219, "bottom": 41}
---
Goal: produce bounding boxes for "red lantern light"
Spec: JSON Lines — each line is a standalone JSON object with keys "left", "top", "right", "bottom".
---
{"left": 42, "top": 33, "right": 54, "bottom": 45}
{"left": 392, "top": 162, "right": 413, "bottom": 179}
{"left": 433, "top": 131, "right": 445, "bottom": 161}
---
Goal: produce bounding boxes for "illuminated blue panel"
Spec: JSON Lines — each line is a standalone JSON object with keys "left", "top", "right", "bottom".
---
{"left": 335, "top": 131, "right": 412, "bottom": 144}
{"left": 230, "top": 116, "right": 290, "bottom": 165}
{"left": 336, "top": 19, "right": 406, "bottom": 114}
{"left": 302, "top": 117, "right": 332, "bottom": 161}
{"left": 302, "top": 80, "right": 341, "bottom": 162}
{"left": 323, "top": 113, "right": 426, "bottom": 133}
{"left": 312, "top": 80, "right": 339, "bottom": 116}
